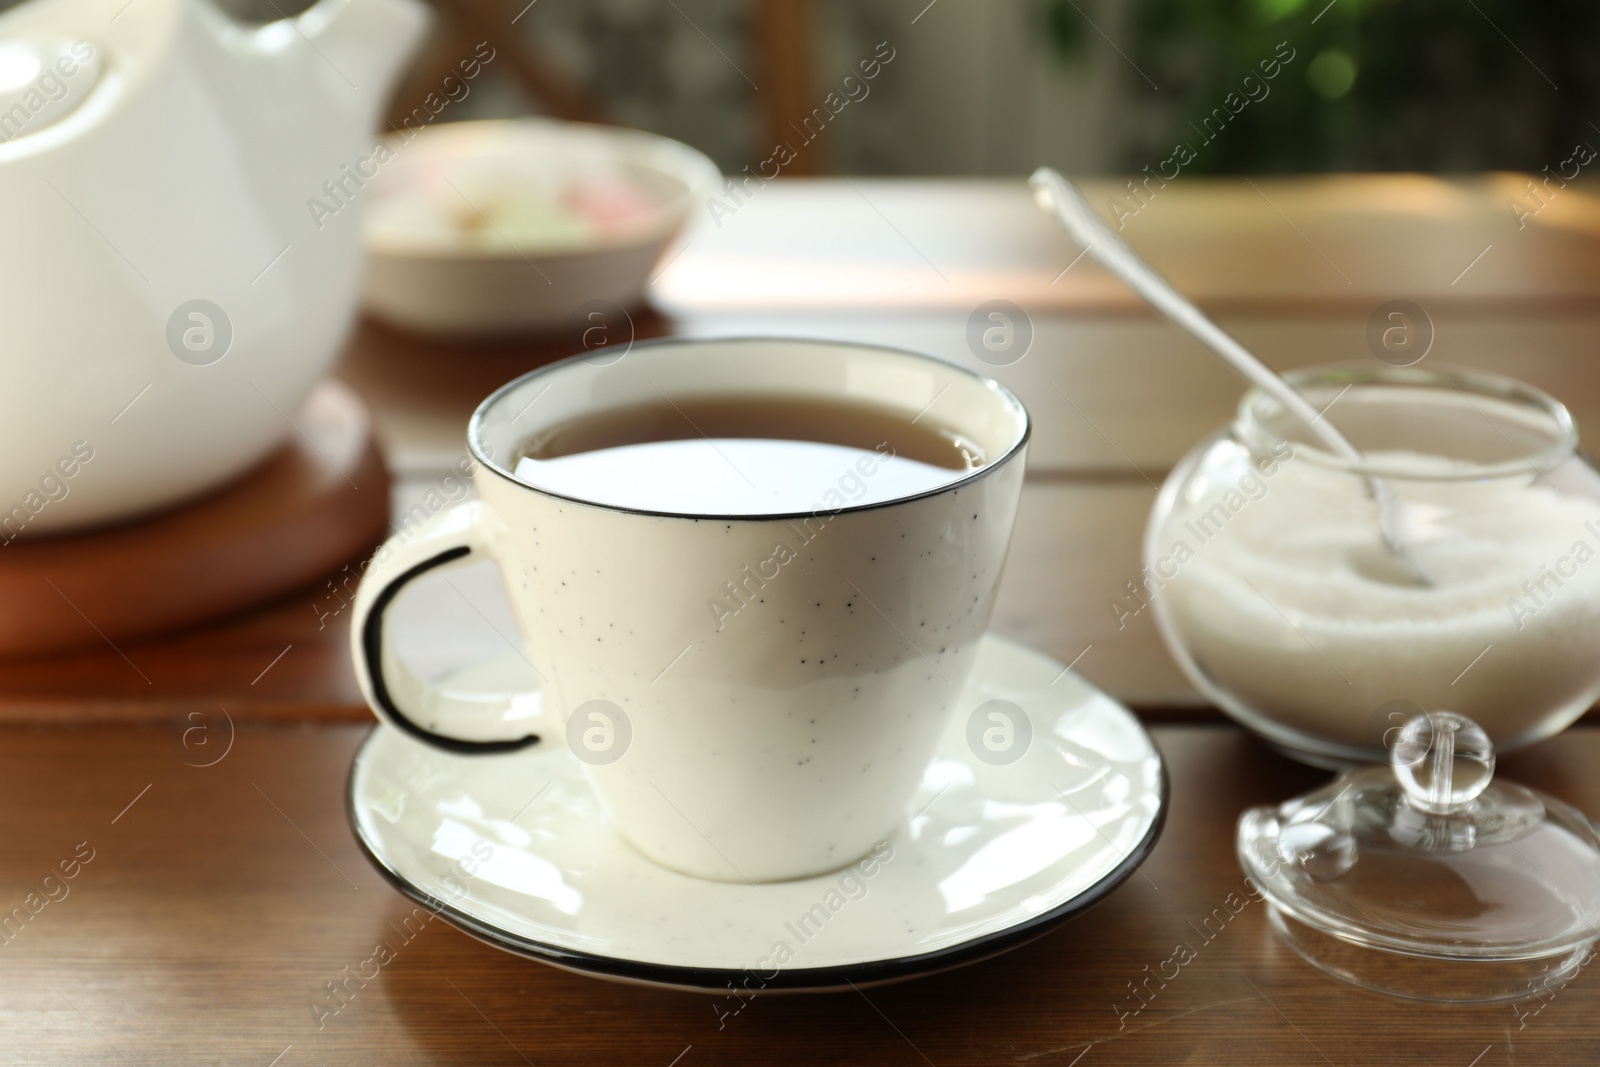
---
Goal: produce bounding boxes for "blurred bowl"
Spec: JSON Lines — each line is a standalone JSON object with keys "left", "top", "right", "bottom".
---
{"left": 361, "top": 118, "right": 721, "bottom": 337}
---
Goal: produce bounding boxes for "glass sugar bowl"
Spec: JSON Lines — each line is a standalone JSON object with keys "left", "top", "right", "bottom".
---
{"left": 1146, "top": 363, "right": 1600, "bottom": 766}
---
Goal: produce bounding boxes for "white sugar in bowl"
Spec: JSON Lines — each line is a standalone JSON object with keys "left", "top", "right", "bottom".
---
{"left": 1146, "top": 363, "right": 1600, "bottom": 766}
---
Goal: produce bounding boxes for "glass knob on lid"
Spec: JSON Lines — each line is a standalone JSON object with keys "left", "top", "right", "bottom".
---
{"left": 1237, "top": 711, "right": 1600, "bottom": 1002}
{"left": 1391, "top": 711, "right": 1494, "bottom": 813}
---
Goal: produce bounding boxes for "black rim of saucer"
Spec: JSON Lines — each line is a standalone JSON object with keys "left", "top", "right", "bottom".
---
{"left": 344, "top": 724, "right": 1169, "bottom": 994}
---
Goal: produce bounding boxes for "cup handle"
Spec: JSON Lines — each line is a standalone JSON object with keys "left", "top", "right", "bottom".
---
{"left": 350, "top": 500, "right": 542, "bottom": 755}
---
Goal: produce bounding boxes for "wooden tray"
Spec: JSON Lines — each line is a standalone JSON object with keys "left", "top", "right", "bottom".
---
{"left": 0, "top": 380, "right": 389, "bottom": 659}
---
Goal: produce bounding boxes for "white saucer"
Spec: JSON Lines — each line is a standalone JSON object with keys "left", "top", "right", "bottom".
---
{"left": 347, "top": 633, "right": 1167, "bottom": 993}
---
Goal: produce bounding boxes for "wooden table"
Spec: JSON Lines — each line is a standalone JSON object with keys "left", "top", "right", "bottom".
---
{"left": 6, "top": 176, "right": 1600, "bottom": 1062}
{"left": 5, "top": 723, "right": 1598, "bottom": 1064}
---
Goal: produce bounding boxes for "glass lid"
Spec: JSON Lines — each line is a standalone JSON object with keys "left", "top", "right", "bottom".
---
{"left": 1238, "top": 711, "right": 1600, "bottom": 1001}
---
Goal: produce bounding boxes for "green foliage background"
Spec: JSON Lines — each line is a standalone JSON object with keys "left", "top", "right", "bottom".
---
{"left": 1042, "top": 0, "right": 1600, "bottom": 172}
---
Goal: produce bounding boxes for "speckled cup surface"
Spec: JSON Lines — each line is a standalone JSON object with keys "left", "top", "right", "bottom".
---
{"left": 352, "top": 337, "right": 1029, "bottom": 882}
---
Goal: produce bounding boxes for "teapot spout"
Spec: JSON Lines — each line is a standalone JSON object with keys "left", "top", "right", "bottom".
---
{"left": 297, "top": 0, "right": 431, "bottom": 124}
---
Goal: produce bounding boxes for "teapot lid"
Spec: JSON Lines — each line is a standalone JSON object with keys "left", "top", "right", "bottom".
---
{"left": 0, "top": 34, "right": 101, "bottom": 146}
{"left": 1238, "top": 711, "right": 1600, "bottom": 1002}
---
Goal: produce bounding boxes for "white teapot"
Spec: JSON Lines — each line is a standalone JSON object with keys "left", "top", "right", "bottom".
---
{"left": 0, "top": 0, "right": 427, "bottom": 537}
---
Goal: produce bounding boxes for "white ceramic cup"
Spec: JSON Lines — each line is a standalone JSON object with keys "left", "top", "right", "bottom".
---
{"left": 351, "top": 337, "right": 1029, "bottom": 882}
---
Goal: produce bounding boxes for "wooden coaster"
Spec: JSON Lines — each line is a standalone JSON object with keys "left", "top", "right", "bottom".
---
{"left": 0, "top": 380, "right": 390, "bottom": 659}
